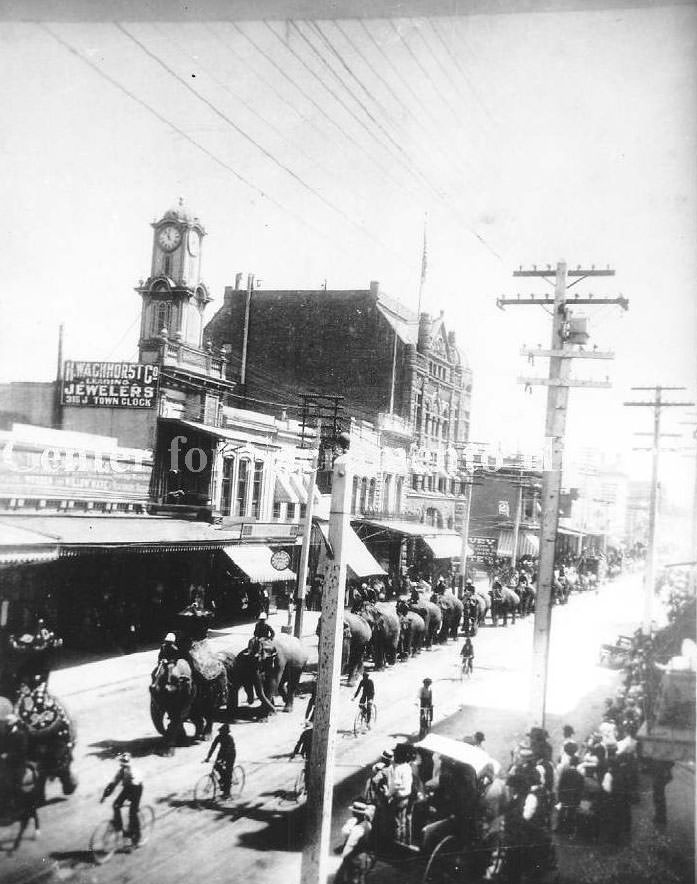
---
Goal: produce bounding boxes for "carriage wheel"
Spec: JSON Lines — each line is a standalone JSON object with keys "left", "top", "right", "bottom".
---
{"left": 422, "top": 835, "right": 462, "bottom": 884}
{"left": 230, "top": 765, "right": 246, "bottom": 799}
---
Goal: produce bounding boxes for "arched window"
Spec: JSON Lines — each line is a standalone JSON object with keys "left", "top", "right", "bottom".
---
{"left": 351, "top": 475, "right": 359, "bottom": 514}
{"left": 220, "top": 456, "right": 235, "bottom": 515}
{"left": 360, "top": 477, "right": 368, "bottom": 514}
{"left": 383, "top": 474, "right": 392, "bottom": 514}
{"left": 368, "top": 478, "right": 376, "bottom": 509}
{"left": 151, "top": 300, "right": 171, "bottom": 337}
{"left": 235, "top": 459, "right": 250, "bottom": 516}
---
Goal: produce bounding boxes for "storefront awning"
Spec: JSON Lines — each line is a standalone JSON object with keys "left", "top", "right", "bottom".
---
{"left": 222, "top": 545, "right": 296, "bottom": 583}
{"left": 316, "top": 522, "right": 386, "bottom": 577}
{"left": 497, "top": 529, "right": 540, "bottom": 558}
{"left": 274, "top": 474, "right": 299, "bottom": 504}
{"left": 422, "top": 533, "right": 463, "bottom": 559}
{"left": 0, "top": 523, "right": 59, "bottom": 565}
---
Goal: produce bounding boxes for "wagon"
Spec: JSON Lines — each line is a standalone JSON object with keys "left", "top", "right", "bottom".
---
{"left": 369, "top": 734, "right": 503, "bottom": 884}
{"left": 598, "top": 634, "right": 633, "bottom": 668}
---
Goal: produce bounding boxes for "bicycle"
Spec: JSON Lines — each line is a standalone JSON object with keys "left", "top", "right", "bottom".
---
{"left": 89, "top": 805, "right": 155, "bottom": 864}
{"left": 419, "top": 706, "right": 433, "bottom": 739}
{"left": 460, "top": 656, "right": 473, "bottom": 680}
{"left": 353, "top": 700, "right": 378, "bottom": 737}
{"left": 193, "top": 761, "right": 246, "bottom": 807}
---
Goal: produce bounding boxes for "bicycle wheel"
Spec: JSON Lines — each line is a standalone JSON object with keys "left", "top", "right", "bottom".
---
{"left": 353, "top": 708, "right": 367, "bottom": 737}
{"left": 137, "top": 806, "right": 155, "bottom": 846}
{"left": 369, "top": 703, "right": 378, "bottom": 726}
{"left": 90, "top": 819, "right": 119, "bottom": 865}
{"left": 294, "top": 766, "right": 307, "bottom": 801}
{"left": 193, "top": 772, "right": 217, "bottom": 806}
{"left": 230, "top": 765, "right": 246, "bottom": 799}
{"left": 422, "top": 835, "right": 462, "bottom": 884}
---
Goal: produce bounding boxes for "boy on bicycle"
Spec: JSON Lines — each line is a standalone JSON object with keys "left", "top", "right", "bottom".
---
{"left": 352, "top": 672, "right": 375, "bottom": 727}
{"left": 204, "top": 723, "right": 236, "bottom": 799}
{"left": 460, "top": 637, "right": 474, "bottom": 674}
{"left": 101, "top": 753, "right": 143, "bottom": 847}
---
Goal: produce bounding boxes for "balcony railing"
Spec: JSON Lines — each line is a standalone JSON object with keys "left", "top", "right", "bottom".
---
{"left": 162, "top": 338, "right": 227, "bottom": 379}
{"left": 377, "top": 412, "right": 414, "bottom": 438}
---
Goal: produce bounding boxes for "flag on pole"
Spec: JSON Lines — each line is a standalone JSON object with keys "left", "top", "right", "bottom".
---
{"left": 420, "top": 218, "right": 428, "bottom": 282}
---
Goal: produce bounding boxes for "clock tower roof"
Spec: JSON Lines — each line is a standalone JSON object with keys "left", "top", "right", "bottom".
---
{"left": 157, "top": 197, "right": 205, "bottom": 232}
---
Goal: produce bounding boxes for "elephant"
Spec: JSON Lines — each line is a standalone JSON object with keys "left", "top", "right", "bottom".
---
{"left": 9, "top": 685, "right": 78, "bottom": 799}
{"left": 431, "top": 592, "right": 464, "bottom": 641}
{"left": 149, "top": 647, "right": 236, "bottom": 753}
{"left": 461, "top": 594, "right": 482, "bottom": 636}
{"left": 228, "top": 634, "right": 309, "bottom": 716}
{"left": 397, "top": 608, "right": 426, "bottom": 659}
{"left": 341, "top": 613, "right": 372, "bottom": 685}
{"left": 491, "top": 586, "right": 520, "bottom": 626}
{"left": 406, "top": 595, "right": 443, "bottom": 649}
{"left": 0, "top": 754, "right": 43, "bottom": 853}
{"left": 358, "top": 602, "right": 400, "bottom": 670}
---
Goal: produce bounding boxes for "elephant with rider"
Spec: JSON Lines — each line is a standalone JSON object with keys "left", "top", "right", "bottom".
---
{"left": 406, "top": 593, "right": 442, "bottom": 649}
{"left": 431, "top": 591, "right": 464, "bottom": 641}
{"left": 358, "top": 601, "right": 400, "bottom": 669}
{"left": 227, "top": 633, "right": 309, "bottom": 717}
{"left": 396, "top": 603, "right": 426, "bottom": 659}
{"left": 149, "top": 646, "right": 236, "bottom": 753}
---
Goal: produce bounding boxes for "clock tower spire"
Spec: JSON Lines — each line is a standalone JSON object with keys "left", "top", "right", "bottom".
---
{"left": 136, "top": 198, "right": 212, "bottom": 362}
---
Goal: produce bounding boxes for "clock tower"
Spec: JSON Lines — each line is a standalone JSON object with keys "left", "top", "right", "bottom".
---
{"left": 137, "top": 198, "right": 212, "bottom": 362}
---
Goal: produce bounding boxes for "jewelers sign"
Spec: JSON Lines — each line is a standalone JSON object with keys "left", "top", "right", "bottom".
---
{"left": 62, "top": 361, "right": 160, "bottom": 408}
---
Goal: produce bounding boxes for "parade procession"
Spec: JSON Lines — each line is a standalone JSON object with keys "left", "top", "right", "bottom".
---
{"left": 0, "top": 3, "right": 695, "bottom": 884}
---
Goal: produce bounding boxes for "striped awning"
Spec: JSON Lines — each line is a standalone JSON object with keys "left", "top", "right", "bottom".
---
{"left": 274, "top": 474, "right": 299, "bottom": 504}
{"left": 222, "top": 544, "right": 296, "bottom": 583}
{"left": 0, "top": 523, "right": 59, "bottom": 565}
{"left": 497, "top": 529, "right": 540, "bottom": 559}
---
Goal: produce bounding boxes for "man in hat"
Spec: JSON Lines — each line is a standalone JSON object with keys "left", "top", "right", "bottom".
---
{"left": 204, "top": 723, "right": 237, "bottom": 799}
{"left": 101, "top": 753, "right": 144, "bottom": 846}
{"left": 157, "top": 632, "right": 180, "bottom": 665}
{"left": 253, "top": 611, "right": 275, "bottom": 641}
{"left": 337, "top": 800, "right": 375, "bottom": 884}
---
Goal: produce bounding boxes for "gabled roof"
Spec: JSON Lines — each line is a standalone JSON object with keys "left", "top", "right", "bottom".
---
{"left": 376, "top": 293, "right": 418, "bottom": 345}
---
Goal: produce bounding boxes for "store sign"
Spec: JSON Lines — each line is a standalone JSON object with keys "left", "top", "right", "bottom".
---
{"left": 62, "top": 361, "right": 160, "bottom": 408}
{"left": 470, "top": 536, "right": 497, "bottom": 560}
{"left": 270, "top": 550, "right": 291, "bottom": 571}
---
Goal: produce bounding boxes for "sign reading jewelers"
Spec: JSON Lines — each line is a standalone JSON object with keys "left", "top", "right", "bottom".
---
{"left": 61, "top": 361, "right": 160, "bottom": 408}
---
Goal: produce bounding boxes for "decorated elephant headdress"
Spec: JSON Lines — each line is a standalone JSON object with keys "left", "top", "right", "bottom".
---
{"left": 247, "top": 636, "right": 278, "bottom": 667}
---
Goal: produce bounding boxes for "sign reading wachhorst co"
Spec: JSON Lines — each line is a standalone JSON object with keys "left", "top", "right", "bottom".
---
{"left": 62, "top": 361, "right": 160, "bottom": 408}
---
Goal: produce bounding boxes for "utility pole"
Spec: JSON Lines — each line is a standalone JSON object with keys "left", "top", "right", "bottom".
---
{"left": 295, "top": 424, "right": 321, "bottom": 639}
{"left": 510, "top": 473, "right": 524, "bottom": 571}
{"left": 239, "top": 273, "right": 254, "bottom": 391}
{"left": 300, "top": 434, "right": 352, "bottom": 884}
{"left": 498, "top": 262, "right": 626, "bottom": 728}
{"left": 458, "top": 481, "right": 474, "bottom": 585}
{"left": 624, "top": 387, "right": 694, "bottom": 633}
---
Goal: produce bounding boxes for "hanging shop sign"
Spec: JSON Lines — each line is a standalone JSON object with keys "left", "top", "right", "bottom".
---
{"left": 61, "top": 361, "right": 160, "bottom": 408}
{"left": 470, "top": 536, "right": 497, "bottom": 560}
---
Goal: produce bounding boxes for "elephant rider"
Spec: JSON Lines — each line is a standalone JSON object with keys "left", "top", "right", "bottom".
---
{"left": 253, "top": 612, "right": 275, "bottom": 641}
{"left": 157, "top": 633, "right": 181, "bottom": 665}
{"left": 204, "top": 724, "right": 237, "bottom": 798}
{"left": 350, "top": 584, "right": 367, "bottom": 613}
{"left": 336, "top": 801, "right": 375, "bottom": 884}
{"left": 101, "top": 753, "right": 144, "bottom": 846}
{"left": 353, "top": 672, "right": 375, "bottom": 726}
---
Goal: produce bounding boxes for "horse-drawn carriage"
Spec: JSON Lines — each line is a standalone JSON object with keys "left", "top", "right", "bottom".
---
{"left": 598, "top": 634, "right": 633, "bottom": 669}
{"left": 368, "top": 734, "right": 557, "bottom": 884}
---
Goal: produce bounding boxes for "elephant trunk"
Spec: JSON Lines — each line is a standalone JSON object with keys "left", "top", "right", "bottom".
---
{"left": 254, "top": 671, "right": 276, "bottom": 714}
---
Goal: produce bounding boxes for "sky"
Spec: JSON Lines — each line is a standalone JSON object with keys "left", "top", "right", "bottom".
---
{"left": 0, "top": 4, "right": 695, "bottom": 500}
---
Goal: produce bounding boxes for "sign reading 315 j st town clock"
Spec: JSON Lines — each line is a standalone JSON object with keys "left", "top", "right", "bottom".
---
{"left": 61, "top": 361, "right": 160, "bottom": 408}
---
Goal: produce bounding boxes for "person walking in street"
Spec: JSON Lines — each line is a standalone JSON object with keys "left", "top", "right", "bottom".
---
{"left": 460, "top": 637, "right": 474, "bottom": 676}
{"left": 649, "top": 760, "right": 674, "bottom": 827}
{"left": 101, "top": 753, "right": 144, "bottom": 847}
{"left": 417, "top": 678, "right": 433, "bottom": 739}
{"left": 203, "top": 723, "right": 237, "bottom": 799}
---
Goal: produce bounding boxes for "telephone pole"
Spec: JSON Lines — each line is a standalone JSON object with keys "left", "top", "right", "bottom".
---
{"left": 294, "top": 424, "right": 321, "bottom": 639}
{"left": 498, "top": 262, "right": 627, "bottom": 728}
{"left": 300, "top": 435, "right": 352, "bottom": 884}
{"left": 624, "top": 387, "right": 695, "bottom": 633}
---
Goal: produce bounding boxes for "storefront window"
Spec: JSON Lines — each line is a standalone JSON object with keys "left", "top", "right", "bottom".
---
{"left": 235, "top": 459, "right": 249, "bottom": 516}
{"left": 221, "top": 456, "right": 235, "bottom": 515}
{"left": 251, "top": 460, "right": 264, "bottom": 518}
{"left": 368, "top": 478, "right": 376, "bottom": 509}
{"left": 383, "top": 474, "right": 392, "bottom": 514}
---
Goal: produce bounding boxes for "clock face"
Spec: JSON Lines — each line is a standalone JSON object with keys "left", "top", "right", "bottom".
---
{"left": 158, "top": 225, "right": 182, "bottom": 252}
{"left": 187, "top": 231, "right": 200, "bottom": 257}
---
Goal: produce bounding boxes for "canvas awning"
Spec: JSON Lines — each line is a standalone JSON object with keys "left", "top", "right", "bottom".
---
{"left": 422, "top": 533, "right": 463, "bottom": 559}
{"left": 274, "top": 474, "right": 299, "bottom": 504}
{"left": 497, "top": 529, "right": 539, "bottom": 558}
{"left": 222, "top": 545, "right": 296, "bottom": 583}
{"left": 0, "top": 523, "right": 59, "bottom": 565}
{"left": 316, "top": 522, "right": 385, "bottom": 577}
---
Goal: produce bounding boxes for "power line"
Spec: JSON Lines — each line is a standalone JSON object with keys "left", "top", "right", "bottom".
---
{"left": 117, "top": 23, "right": 413, "bottom": 267}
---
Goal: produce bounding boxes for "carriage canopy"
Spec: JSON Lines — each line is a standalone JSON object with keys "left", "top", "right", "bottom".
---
{"left": 414, "top": 733, "right": 500, "bottom": 779}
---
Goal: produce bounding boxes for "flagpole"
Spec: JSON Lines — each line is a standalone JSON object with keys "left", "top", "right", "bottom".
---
{"left": 416, "top": 213, "right": 427, "bottom": 317}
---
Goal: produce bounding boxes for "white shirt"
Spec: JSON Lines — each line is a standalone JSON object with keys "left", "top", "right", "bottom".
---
{"left": 388, "top": 762, "right": 413, "bottom": 799}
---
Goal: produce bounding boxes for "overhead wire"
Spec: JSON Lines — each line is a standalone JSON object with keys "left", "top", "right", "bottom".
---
{"left": 116, "top": 22, "right": 414, "bottom": 268}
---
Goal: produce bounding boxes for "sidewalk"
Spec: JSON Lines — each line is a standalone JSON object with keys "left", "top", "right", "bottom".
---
{"left": 50, "top": 608, "right": 321, "bottom": 698}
